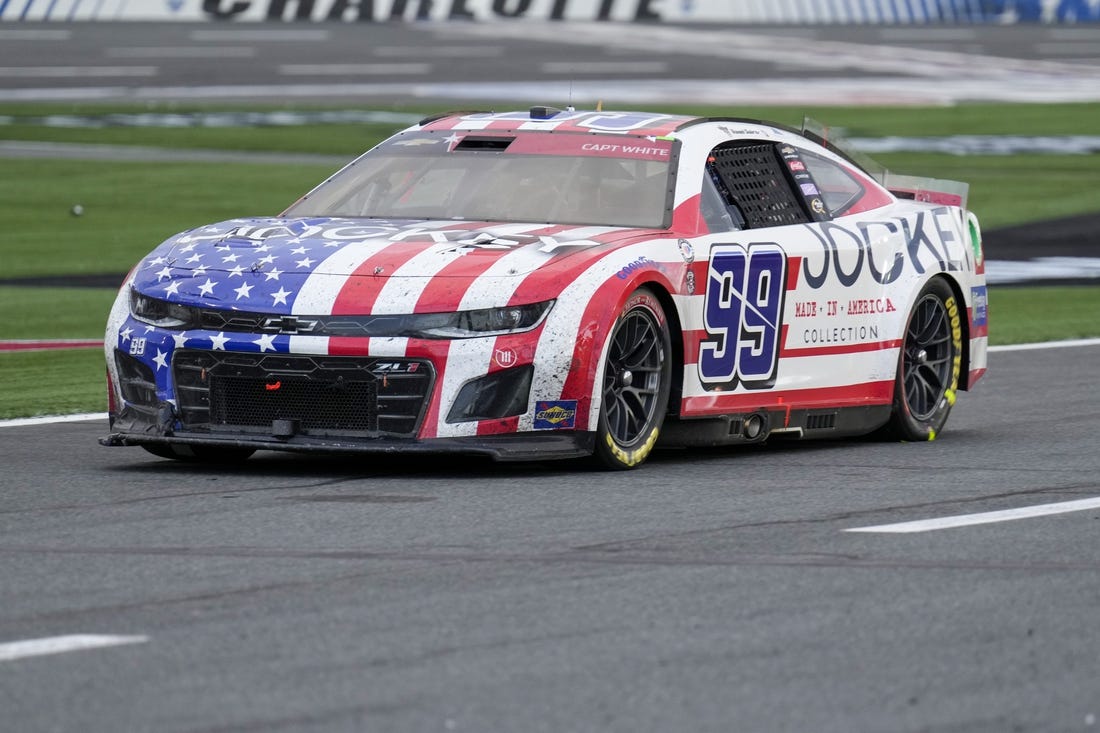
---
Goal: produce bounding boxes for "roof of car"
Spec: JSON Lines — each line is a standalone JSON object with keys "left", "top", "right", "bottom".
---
{"left": 417, "top": 108, "right": 704, "bottom": 138}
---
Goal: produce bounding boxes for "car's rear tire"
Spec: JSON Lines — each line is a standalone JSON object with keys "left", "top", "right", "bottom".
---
{"left": 885, "top": 277, "right": 963, "bottom": 441}
{"left": 141, "top": 443, "right": 256, "bottom": 463}
{"left": 592, "top": 287, "right": 672, "bottom": 470}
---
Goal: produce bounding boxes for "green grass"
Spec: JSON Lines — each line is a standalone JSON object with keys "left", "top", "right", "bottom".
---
{"left": 0, "top": 288, "right": 120, "bottom": 339}
{"left": 0, "top": 159, "right": 337, "bottom": 279}
{"left": 0, "top": 350, "right": 108, "bottom": 420}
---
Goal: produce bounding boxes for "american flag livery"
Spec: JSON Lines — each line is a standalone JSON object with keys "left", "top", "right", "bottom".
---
{"left": 104, "top": 108, "right": 987, "bottom": 469}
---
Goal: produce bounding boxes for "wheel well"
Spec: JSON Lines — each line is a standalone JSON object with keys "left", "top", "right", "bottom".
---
{"left": 936, "top": 274, "right": 973, "bottom": 391}
{"left": 638, "top": 282, "right": 685, "bottom": 418}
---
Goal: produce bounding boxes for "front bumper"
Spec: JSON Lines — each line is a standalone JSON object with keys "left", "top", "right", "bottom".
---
{"left": 99, "top": 427, "right": 595, "bottom": 462}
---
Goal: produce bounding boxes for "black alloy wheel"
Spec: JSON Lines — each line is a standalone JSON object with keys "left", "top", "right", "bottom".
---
{"left": 887, "top": 277, "right": 963, "bottom": 440}
{"left": 594, "top": 287, "right": 672, "bottom": 470}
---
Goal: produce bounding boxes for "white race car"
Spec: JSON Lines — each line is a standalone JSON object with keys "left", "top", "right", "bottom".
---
{"left": 103, "top": 106, "right": 987, "bottom": 469}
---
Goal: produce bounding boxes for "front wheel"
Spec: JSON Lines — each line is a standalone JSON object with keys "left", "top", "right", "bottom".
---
{"left": 593, "top": 288, "right": 672, "bottom": 470}
{"left": 886, "top": 277, "right": 963, "bottom": 441}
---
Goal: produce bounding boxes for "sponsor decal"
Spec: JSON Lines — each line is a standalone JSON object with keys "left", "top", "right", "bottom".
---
{"left": 971, "top": 285, "right": 988, "bottom": 326}
{"left": 616, "top": 256, "right": 653, "bottom": 280}
{"left": 685, "top": 270, "right": 696, "bottom": 295}
{"left": 493, "top": 348, "right": 518, "bottom": 368}
{"left": 847, "top": 297, "right": 896, "bottom": 315}
{"left": 678, "top": 238, "right": 695, "bottom": 264}
{"left": 800, "top": 183, "right": 820, "bottom": 196}
{"left": 392, "top": 137, "right": 441, "bottom": 147}
{"left": 203, "top": 0, "right": 664, "bottom": 23}
{"left": 801, "top": 209, "right": 962, "bottom": 290}
{"left": 810, "top": 198, "right": 826, "bottom": 215}
{"left": 803, "top": 325, "right": 880, "bottom": 344}
{"left": 789, "top": 160, "right": 806, "bottom": 172}
{"left": 699, "top": 242, "right": 787, "bottom": 391}
{"left": 534, "top": 400, "right": 577, "bottom": 430}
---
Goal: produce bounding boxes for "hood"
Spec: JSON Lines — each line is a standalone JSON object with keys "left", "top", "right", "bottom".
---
{"left": 129, "top": 217, "right": 657, "bottom": 315}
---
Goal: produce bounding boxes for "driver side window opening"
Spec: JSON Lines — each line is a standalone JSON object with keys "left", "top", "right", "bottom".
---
{"left": 704, "top": 142, "right": 810, "bottom": 229}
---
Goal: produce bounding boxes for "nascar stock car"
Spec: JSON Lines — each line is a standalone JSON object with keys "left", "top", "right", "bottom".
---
{"left": 102, "top": 106, "right": 988, "bottom": 470}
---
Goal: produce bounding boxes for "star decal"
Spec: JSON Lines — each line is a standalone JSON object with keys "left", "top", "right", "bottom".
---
{"left": 264, "top": 267, "right": 283, "bottom": 282}
{"left": 164, "top": 281, "right": 181, "bottom": 297}
{"left": 295, "top": 257, "right": 315, "bottom": 269}
{"left": 193, "top": 264, "right": 209, "bottom": 276}
{"left": 228, "top": 265, "right": 245, "bottom": 278}
{"left": 271, "top": 287, "right": 292, "bottom": 306}
{"left": 197, "top": 278, "right": 218, "bottom": 297}
{"left": 222, "top": 252, "right": 241, "bottom": 263}
{"left": 210, "top": 332, "right": 229, "bottom": 350}
{"left": 234, "top": 282, "right": 254, "bottom": 300}
{"left": 147, "top": 256, "right": 167, "bottom": 267}
{"left": 172, "top": 332, "right": 189, "bottom": 348}
{"left": 152, "top": 349, "right": 168, "bottom": 371}
{"left": 155, "top": 266, "right": 172, "bottom": 281}
{"left": 185, "top": 253, "right": 203, "bottom": 264}
{"left": 444, "top": 132, "right": 462, "bottom": 151}
{"left": 120, "top": 326, "right": 134, "bottom": 343}
{"left": 291, "top": 246, "right": 309, "bottom": 255}
{"left": 258, "top": 254, "right": 277, "bottom": 265}
{"left": 253, "top": 333, "right": 277, "bottom": 353}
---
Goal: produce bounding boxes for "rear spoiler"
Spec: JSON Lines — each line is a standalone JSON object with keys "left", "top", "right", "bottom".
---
{"left": 800, "top": 118, "right": 969, "bottom": 209}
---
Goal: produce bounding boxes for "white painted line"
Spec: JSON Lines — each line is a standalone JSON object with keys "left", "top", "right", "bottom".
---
{"left": 540, "top": 61, "right": 669, "bottom": 74}
{"left": 106, "top": 47, "right": 257, "bottom": 59}
{"left": 0, "top": 634, "right": 148, "bottom": 662}
{"left": 279, "top": 63, "right": 431, "bottom": 76}
{"left": 0, "top": 66, "right": 157, "bottom": 78}
{"left": 0, "top": 412, "right": 107, "bottom": 429}
{"left": 847, "top": 497, "right": 1100, "bottom": 534}
{"left": 989, "top": 337, "right": 1100, "bottom": 353}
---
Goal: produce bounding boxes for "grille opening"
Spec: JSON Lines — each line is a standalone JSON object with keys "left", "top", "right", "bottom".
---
{"left": 173, "top": 350, "right": 432, "bottom": 439}
{"left": 210, "top": 375, "right": 378, "bottom": 433}
{"left": 115, "top": 350, "right": 157, "bottom": 407}
{"left": 806, "top": 412, "right": 838, "bottom": 430}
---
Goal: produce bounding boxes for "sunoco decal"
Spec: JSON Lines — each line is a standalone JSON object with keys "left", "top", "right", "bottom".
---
{"left": 534, "top": 400, "right": 578, "bottom": 429}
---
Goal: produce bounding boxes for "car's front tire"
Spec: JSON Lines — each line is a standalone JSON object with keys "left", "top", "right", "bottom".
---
{"left": 886, "top": 277, "right": 963, "bottom": 441}
{"left": 593, "top": 287, "right": 672, "bottom": 470}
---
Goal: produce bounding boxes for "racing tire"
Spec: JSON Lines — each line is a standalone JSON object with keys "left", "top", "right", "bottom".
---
{"left": 885, "top": 277, "right": 963, "bottom": 441}
{"left": 141, "top": 443, "right": 256, "bottom": 463}
{"left": 593, "top": 287, "right": 672, "bottom": 470}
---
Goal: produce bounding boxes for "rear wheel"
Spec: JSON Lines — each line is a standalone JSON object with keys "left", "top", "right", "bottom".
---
{"left": 593, "top": 288, "right": 672, "bottom": 470}
{"left": 141, "top": 443, "right": 255, "bottom": 463}
{"left": 886, "top": 277, "right": 963, "bottom": 441}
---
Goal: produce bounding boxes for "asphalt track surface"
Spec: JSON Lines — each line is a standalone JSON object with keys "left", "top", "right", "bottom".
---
{"left": 2, "top": 341, "right": 1100, "bottom": 732}
{"left": 3, "top": 19, "right": 1100, "bottom": 733}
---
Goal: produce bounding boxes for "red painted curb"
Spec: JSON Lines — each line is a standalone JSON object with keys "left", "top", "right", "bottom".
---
{"left": 0, "top": 340, "right": 102, "bottom": 352}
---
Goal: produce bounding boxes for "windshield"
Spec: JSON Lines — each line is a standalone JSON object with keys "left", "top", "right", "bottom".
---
{"left": 282, "top": 131, "right": 674, "bottom": 229}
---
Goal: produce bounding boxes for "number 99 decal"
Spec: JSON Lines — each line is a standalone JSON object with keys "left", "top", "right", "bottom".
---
{"left": 699, "top": 243, "right": 787, "bottom": 391}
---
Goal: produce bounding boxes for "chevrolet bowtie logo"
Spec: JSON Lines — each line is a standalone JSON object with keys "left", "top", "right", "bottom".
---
{"left": 262, "top": 316, "right": 317, "bottom": 334}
